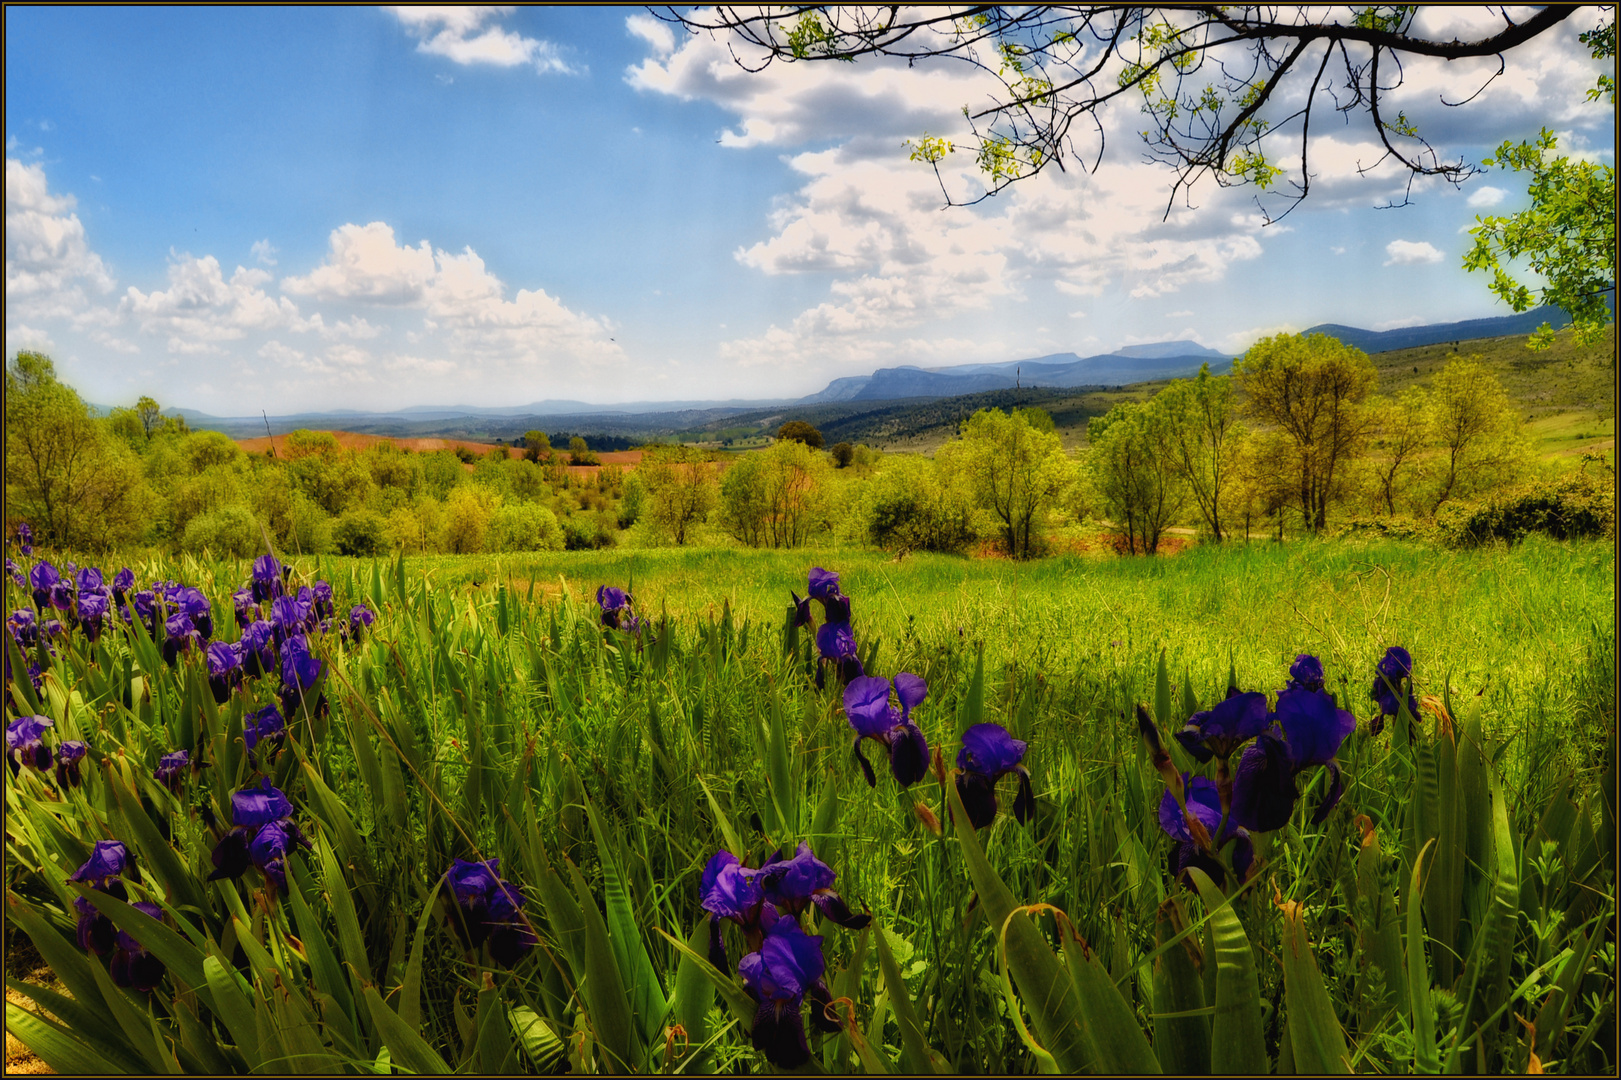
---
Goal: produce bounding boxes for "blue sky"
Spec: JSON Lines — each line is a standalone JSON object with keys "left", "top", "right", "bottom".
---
{"left": 5, "top": 6, "right": 1613, "bottom": 415}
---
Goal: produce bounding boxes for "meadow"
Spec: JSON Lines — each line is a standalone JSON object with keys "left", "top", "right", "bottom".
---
{"left": 4, "top": 536, "right": 1615, "bottom": 1074}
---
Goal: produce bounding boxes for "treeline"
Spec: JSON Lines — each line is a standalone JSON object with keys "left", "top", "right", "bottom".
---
{"left": 5, "top": 333, "right": 1608, "bottom": 560}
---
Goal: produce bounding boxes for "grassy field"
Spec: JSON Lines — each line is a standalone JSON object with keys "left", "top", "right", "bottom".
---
{"left": 6, "top": 533, "right": 1614, "bottom": 1074}
{"left": 352, "top": 535, "right": 1616, "bottom": 769}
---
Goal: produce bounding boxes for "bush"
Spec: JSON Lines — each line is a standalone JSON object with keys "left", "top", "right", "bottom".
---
{"left": 333, "top": 508, "right": 389, "bottom": 557}
{"left": 561, "top": 514, "right": 615, "bottom": 550}
{"left": 445, "top": 488, "right": 495, "bottom": 553}
{"left": 180, "top": 505, "right": 262, "bottom": 558}
{"left": 489, "top": 502, "right": 564, "bottom": 552}
{"left": 865, "top": 455, "right": 978, "bottom": 554}
{"left": 1438, "top": 465, "right": 1615, "bottom": 547}
{"left": 1329, "top": 515, "right": 1438, "bottom": 543}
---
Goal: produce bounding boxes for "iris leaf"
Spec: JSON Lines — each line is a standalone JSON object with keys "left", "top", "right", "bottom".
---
{"left": 1186, "top": 868, "right": 1267, "bottom": 1074}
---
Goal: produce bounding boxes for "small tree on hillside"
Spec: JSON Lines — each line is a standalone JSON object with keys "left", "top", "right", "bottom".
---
{"left": 1425, "top": 357, "right": 1532, "bottom": 514}
{"left": 720, "top": 439, "right": 829, "bottom": 548}
{"left": 1367, "top": 388, "right": 1432, "bottom": 517}
{"left": 641, "top": 447, "right": 718, "bottom": 545}
{"left": 777, "top": 420, "right": 825, "bottom": 449}
{"left": 1234, "top": 333, "right": 1378, "bottom": 532}
{"left": 1156, "top": 365, "right": 1243, "bottom": 541}
{"left": 523, "top": 430, "right": 553, "bottom": 463}
{"left": 568, "top": 437, "right": 600, "bottom": 466}
{"left": 937, "top": 406, "right": 1071, "bottom": 558}
{"left": 831, "top": 441, "right": 855, "bottom": 468}
{"left": 1088, "top": 400, "right": 1187, "bottom": 555}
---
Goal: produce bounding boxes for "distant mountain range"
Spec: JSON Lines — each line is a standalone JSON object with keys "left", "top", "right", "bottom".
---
{"left": 138, "top": 304, "right": 1592, "bottom": 437}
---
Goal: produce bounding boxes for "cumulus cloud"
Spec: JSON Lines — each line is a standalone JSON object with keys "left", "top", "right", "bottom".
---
{"left": 120, "top": 254, "right": 304, "bottom": 353}
{"left": 390, "top": 7, "right": 577, "bottom": 74}
{"left": 1384, "top": 239, "right": 1444, "bottom": 266}
{"left": 251, "top": 239, "right": 278, "bottom": 266}
{"left": 1466, "top": 186, "right": 1508, "bottom": 208}
{"left": 282, "top": 222, "right": 437, "bottom": 304}
{"left": 1373, "top": 315, "right": 1428, "bottom": 331}
{"left": 6, "top": 158, "right": 115, "bottom": 319}
{"left": 625, "top": 13, "right": 675, "bottom": 57}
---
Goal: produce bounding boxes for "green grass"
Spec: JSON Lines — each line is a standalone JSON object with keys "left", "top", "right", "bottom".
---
{"left": 354, "top": 536, "right": 1614, "bottom": 766}
{"left": 7, "top": 534, "right": 1614, "bottom": 1074}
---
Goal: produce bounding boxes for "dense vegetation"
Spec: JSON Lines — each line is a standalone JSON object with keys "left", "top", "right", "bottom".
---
{"left": 6, "top": 325, "right": 1613, "bottom": 565}
{"left": 3, "top": 537, "right": 1613, "bottom": 1074}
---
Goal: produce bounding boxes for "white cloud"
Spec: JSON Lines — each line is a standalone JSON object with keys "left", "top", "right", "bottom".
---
{"left": 625, "top": 13, "right": 675, "bottom": 57}
{"left": 1165, "top": 310, "right": 1194, "bottom": 319}
{"left": 251, "top": 239, "right": 278, "bottom": 266}
{"left": 282, "top": 222, "right": 437, "bottom": 304}
{"left": 1219, "top": 323, "right": 1299, "bottom": 355}
{"left": 4, "top": 323, "right": 55, "bottom": 354}
{"left": 1383, "top": 239, "right": 1444, "bottom": 266}
{"left": 6, "top": 158, "right": 115, "bottom": 319}
{"left": 120, "top": 254, "right": 304, "bottom": 353}
{"left": 390, "top": 7, "right": 577, "bottom": 74}
{"left": 1331, "top": 246, "right": 1346, "bottom": 255}
{"left": 1373, "top": 315, "right": 1427, "bottom": 331}
{"left": 1466, "top": 186, "right": 1507, "bottom": 208}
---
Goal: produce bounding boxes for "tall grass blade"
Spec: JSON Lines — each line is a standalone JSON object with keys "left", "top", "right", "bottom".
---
{"left": 1187, "top": 868, "right": 1267, "bottom": 1074}
{"left": 1277, "top": 896, "right": 1350, "bottom": 1073}
{"left": 585, "top": 798, "right": 669, "bottom": 1046}
{"left": 1152, "top": 897, "right": 1211, "bottom": 1074}
{"left": 874, "top": 921, "right": 946, "bottom": 1074}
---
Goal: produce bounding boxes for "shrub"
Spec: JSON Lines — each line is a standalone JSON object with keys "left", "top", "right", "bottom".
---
{"left": 489, "top": 502, "right": 564, "bottom": 552}
{"left": 333, "top": 508, "right": 389, "bottom": 557}
{"left": 1438, "top": 465, "right": 1615, "bottom": 547}
{"left": 776, "top": 420, "right": 825, "bottom": 448}
{"left": 1329, "top": 515, "right": 1438, "bottom": 543}
{"left": 180, "top": 505, "right": 261, "bottom": 558}
{"left": 568, "top": 437, "right": 600, "bottom": 466}
{"left": 865, "top": 455, "right": 977, "bottom": 554}
{"left": 445, "top": 488, "right": 494, "bottom": 553}
{"left": 453, "top": 445, "right": 479, "bottom": 464}
{"left": 561, "top": 513, "right": 615, "bottom": 550}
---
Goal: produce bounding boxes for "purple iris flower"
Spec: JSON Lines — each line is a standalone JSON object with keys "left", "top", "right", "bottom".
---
{"left": 5, "top": 558, "right": 23, "bottom": 588}
{"left": 271, "top": 594, "right": 310, "bottom": 639}
{"left": 814, "top": 620, "right": 863, "bottom": 688}
{"left": 307, "top": 580, "right": 333, "bottom": 621}
{"left": 843, "top": 674, "right": 929, "bottom": 788}
{"left": 154, "top": 750, "right": 190, "bottom": 794}
{"left": 251, "top": 554, "right": 285, "bottom": 604}
{"left": 807, "top": 568, "right": 840, "bottom": 603}
{"left": 1229, "top": 685, "right": 1356, "bottom": 832}
{"left": 8, "top": 608, "right": 38, "bottom": 648}
{"left": 175, "top": 587, "right": 212, "bottom": 640}
{"left": 7, "top": 714, "right": 54, "bottom": 772}
{"left": 111, "top": 568, "right": 134, "bottom": 604}
{"left": 231, "top": 587, "right": 257, "bottom": 623}
{"left": 238, "top": 619, "right": 276, "bottom": 678}
{"left": 77, "top": 590, "right": 110, "bottom": 644}
{"left": 209, "top": 778, "right": 305, "bottom": 891}
{"left": 788, "top": 591, "right": 813, "bottom": 629}
{"left": 738, "top": 913, "right": 837, "bottom": 1069}
{"left": 75, "top": 567, "right": 103, "bottom": 594}
{"left": 280, "top": 635, "right": 322, "bottom": 692}
{"left": 757, "top": 842, "right": 870, "bottom": 930}
{"left": 442, "top": 858, "right": 539, "bottom": 968}
{"left": 243, "top": 704, "right": 286, "bottom": 754}
{"left": 1369, "top": 646, "right": 1418, "bottom": 735}
{"left": 49, "top": 580, "right": 74, "bottom": 612}
{"left": 1175, "top": 690, "right": 1270, "bottom": 763}
{"left": 345, "top": 603, "right": 375, "bottom": 641}
{"left": 1158, "top": 775, "right": 1255, "bottom": 888}
{"left": 108, "top": 901, "right": 167, "bottom": 992}
{"left": 162, "top": 612, "right": 199, "bottom": 666}
{"left": 16, "top": 522, "right": 32, "bottom": 556}
{"left": 56, "top": 740, "right": 88, "bottom": 788}
{"left": 1288, "top": 654, "right": 1325, "bottom": 693}
{"left": 955, "top": 723, "right": 1035, "bottom": 830}
{"left": 595, "top": 585, "right": 640, "bottom": 633}
{"left": 131, "top": 590, "right": 158, "bottom": 634}
{"left": 700, "top": 850, "right": 767, "bottom": 972}
{"left": 205, "top": 641, "right": 242, "bottom": 704}
{"left": 71, "top": 841, "right": 130, "bottom": 956}
{"left": 28, "top": 561, "right": 59, "bottom": 610}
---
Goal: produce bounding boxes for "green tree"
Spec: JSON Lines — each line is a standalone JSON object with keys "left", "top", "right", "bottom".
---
{"left": 489, "top": 501, "right": 564, "bottom": 552}
{"left": 4, "top": 352, "right": 146, "bottom": 550}
{"left": 1464, "top": 19, "right": 1615, "bottom": 350}
{"left": 1087, "top": 399, "right": 1187, "bottom": 555}
{"left": 1234, "top": 333, "right": 1378, "bottom": 532}
{"left": 936, "top": 406, "right": 1071, "bottom": 558}
{"left": 136, "top": 395, "right": 163, "bottom": 437}
{"left": 568, "top": 436, "right": 599, "bottom": 466}
{"left": 1367, "top": 388, "right": 1432, "bottom": 517}
{"left": 1155, "top": 365, "right": 1243, "bottom": 540}
{"left": 719, "top": 439, "right": 829, "bottom": 548}
{"left": 283, "top": 430, "right": 374, "bottom": 515}
{"left": 776, "top": 420, "right": 825, "bottom": 449}
{"left": 641, "top": 447, "right": 718, "bottom": 546}
{"left": 864, "top": 453, "right": 978, "bottom": 553}
{"left": 830, "top": 441, "right": 855, "bottom": 468}
{"left": 523, "top": 430, "right": 553, "bottom": 463}
{"left": 1424, "top": 357, "right": 1531, "bottom": 515}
